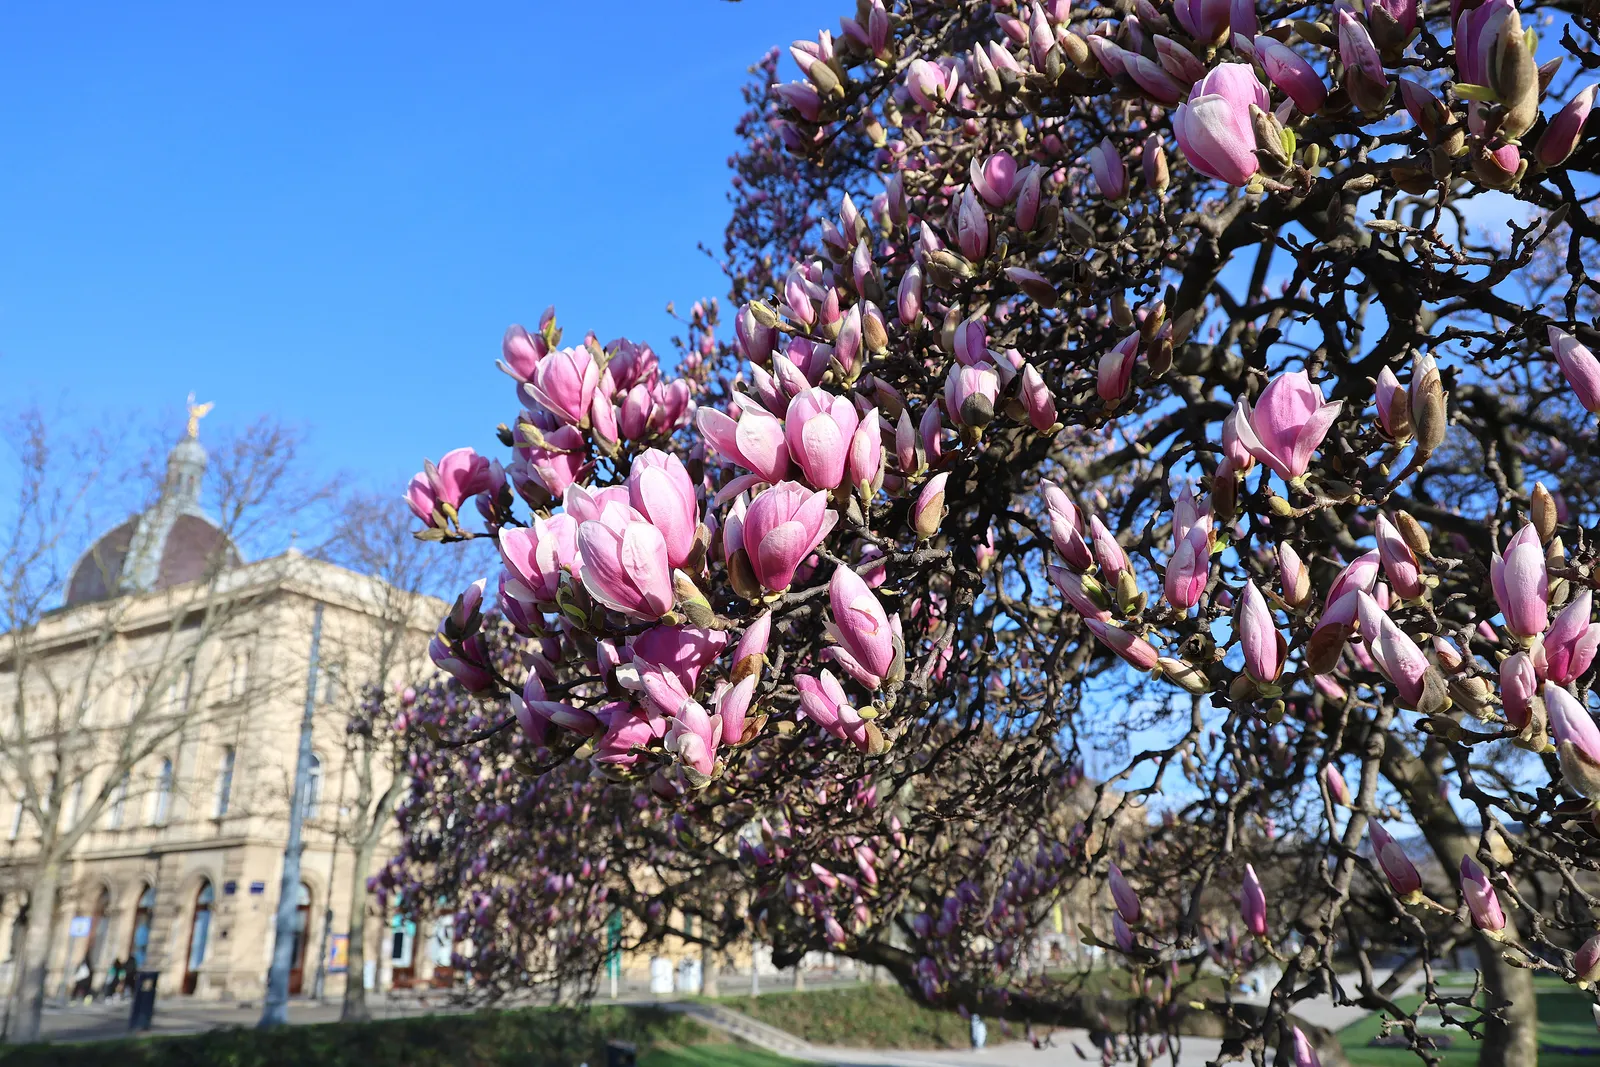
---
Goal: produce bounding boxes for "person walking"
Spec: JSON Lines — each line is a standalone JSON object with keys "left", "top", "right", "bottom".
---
{"left": 71, "top": 959, "right": 91, "bottom": 1003}
{"left": 102, "top": 958, "right": 123, "bottom": 1001}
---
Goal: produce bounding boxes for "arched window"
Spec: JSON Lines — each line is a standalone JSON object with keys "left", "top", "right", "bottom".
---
{"left": 298, "top": 755, "right": 322, "bottom": 822}
{"left": 214, "top": 748, "right": 235, "bottom": 818}
{"left": 151, "top": 759, "right": 173, "bottom": 826}
{"left": 181, "top": 881, "right": 213, "bottom": 995}
{"left": 127, "top": 883, "right": 155, "bottom": 968}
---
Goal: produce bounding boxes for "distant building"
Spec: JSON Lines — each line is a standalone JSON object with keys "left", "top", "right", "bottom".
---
{"left": 0, "top": 420, "right": 449, "bottom": 1004}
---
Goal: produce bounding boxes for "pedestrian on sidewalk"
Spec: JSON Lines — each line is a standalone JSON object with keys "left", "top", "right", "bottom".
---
{"left": 71, "top": 960, "right": 92, "bottom": 1003}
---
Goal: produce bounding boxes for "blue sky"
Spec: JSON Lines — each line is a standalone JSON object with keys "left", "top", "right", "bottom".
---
{"left": 0, "top": 0, "right": 840, "bottom": 495}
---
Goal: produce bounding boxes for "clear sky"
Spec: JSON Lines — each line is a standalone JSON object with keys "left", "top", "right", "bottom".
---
{"left": 0, "top": 0, "right": 841, "bottom": 494}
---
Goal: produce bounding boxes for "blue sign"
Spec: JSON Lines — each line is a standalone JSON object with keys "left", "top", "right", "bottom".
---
{"left": 249, "top": 881, "right": 267, "bottom": 895}
{"left": 223, "top": 881, "right": 238, "bottom": 895}
{"left": 68, "top": 916, "right": 92, "bottom": 938}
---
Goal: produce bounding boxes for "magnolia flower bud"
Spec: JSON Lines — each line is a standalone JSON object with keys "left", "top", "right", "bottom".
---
{"left": 1532, "top": 483, "right": 1559, "bottom": 543}
{"left": 913, "top": 473, "right": 949, "bottom": 540}
{"left": 1410, "top": 353, "right": 1447, "bottom": 456}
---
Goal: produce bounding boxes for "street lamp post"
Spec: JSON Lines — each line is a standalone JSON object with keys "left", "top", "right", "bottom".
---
{"left": 259, "top": 602, "right": 323, "bottom": 1028}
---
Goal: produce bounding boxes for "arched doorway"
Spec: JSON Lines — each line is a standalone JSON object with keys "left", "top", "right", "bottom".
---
{"left": 288, "top": 883, "right": 312, "bottom": 995}
{"left": 86, "top": 887, "right": 111, "bottom": 975}
{"left": 127, "top": 884, "right": 154, "bottom": 970}
{"left": 181, "top": 881, "right": 213, "bottom": 995}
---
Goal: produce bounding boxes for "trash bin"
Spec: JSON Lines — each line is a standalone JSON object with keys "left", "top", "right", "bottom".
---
{"left": 128, "top": 971, "right": 159, "bottom": 1031}
{"left": 605, "top": 1039, "right": 637, "bottom": 1067}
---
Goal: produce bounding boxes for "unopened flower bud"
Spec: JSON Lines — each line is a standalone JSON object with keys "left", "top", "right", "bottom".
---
{"left": 1532, "top": 483, "right": 1559, "bottom": 543}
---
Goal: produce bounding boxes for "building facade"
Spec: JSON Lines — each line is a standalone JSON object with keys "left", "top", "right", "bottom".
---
{"left": 0, "top": 424, "right": 450, "bottom": 1006}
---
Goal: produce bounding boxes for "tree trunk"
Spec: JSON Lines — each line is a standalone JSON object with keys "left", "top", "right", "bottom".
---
{"left": 700, "top": 943, "right": 718, "bottom": 997}
{"left": 340, "top": 838, "right": 378, "bottom": 1022}
{"left": 791, "top": 963, "right": 804, "bottom": 991}
{"left": 1383, "top": 737, "right": 1537, "bottom": 1067}
{"left": 10, "top": 861, "right": 59, "bottom": 1044}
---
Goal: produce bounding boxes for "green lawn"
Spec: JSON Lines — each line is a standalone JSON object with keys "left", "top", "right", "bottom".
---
{"left": 0, "top": 1005, "right": 715, "bottom": 1067}
{"left": 711, "top": 984, "right": 976, "bottom": 1049}
{"left": 641, "top": 1043, "right": 810, "bottom": 1067}
{"left": 706, "top": 972, "right": 1228, "bottom": 1050}
{"left": 1339, "top": 978, "right": 1599, "bottom": 1066}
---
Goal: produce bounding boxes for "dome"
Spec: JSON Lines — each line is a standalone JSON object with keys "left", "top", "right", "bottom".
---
{"left": 64, "top": 411, "right": 241, "bottom": 607}
{"left": 66, "top": 513, "right": 238, "bottom": 607}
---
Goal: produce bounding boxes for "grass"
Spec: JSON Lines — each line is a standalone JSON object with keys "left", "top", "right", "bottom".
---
{"left": 706, "top": 971, "right": 1230, "bottom": 1050}
{"left": 640, "top": 1043, "right": 809, "bottom": 1067}
{"left": 1338, "top": 977, "right": 1599, "bottom": 1066}
{"left": 0, "top": 1004, "right": 714, "bottom": 1067}
{"left": 711, "top": 984, "right": 975, "bottom": 1049}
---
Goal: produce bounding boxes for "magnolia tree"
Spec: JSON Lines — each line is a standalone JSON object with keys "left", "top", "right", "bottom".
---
{"left": 384, "top": 0, "right": 1600, "bottom": 1063}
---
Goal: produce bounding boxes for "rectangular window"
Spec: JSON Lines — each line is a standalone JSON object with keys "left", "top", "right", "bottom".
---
{"left": 228, "top": 653, "right": 250, "bottom": 699}
{"left": 108, "top": 773, "right": 129, "bottom": 829}
{"left": 150, "top": 758, "right": 173, "bottom": 826}
{"left": 215, "top": 747, "right": 235, "bottom": 818}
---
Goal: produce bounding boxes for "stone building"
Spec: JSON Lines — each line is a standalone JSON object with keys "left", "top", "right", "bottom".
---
{"left": 0, "top": 419, "right": 449, "bottom": 1007}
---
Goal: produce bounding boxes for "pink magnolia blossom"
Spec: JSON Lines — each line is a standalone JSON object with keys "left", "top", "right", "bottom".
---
{"left": 1238, "top": 581, "right": 1286, "bottom": 684}
{"left": 1459, "top": 855, "right": 1507, "bottom": 933}
{"left": 592, "top": 702, "right": 664, "bottom": 767}
{"left": 1089, "top": 515, "right": 1130, "bottom": 582}
{"left": 663, "top": 698, "right": 722, "bottom": 777}
{"left": 1083, "top": 619, "right": 1159, "bottom": 671}
{"left": 498, "top": 513, "right": 581, "bottom": 604}
{"left": 1543, "top": 590, "right": 1600, "bottom": 684}
{"left": 428, "top": 632, "right": 496, "bottom": 694}
{"left": 697, "top": 404, "right": 791, "bottom": 485}
{"left": 795, "top": 670, "right": 872, "bottom": 751}
{"left": 1240, "top": 863, "right": 1267, "bottom": 935}
{"left": 1173, "top": 0, "right": 1234, "bottom": 43}
{"left": 742, "top": 482, "right": 839, "bottom": 593}
{"left": 576, "top": 496, "right": 674, "bottom": 620}
{"left": 1229, "top": 371, "right": 1343, "bottom": 483}
{"left": 786, "top": 387, "right": 861, "bottom": 490}
{"left": 1550, "top": 327, "right": 1600, "bottom": 414}
{"left": 1049, "top": 565, "right": 1112, "bottom": 622}
{"left": 514, "top": 673, "right": 603, "bottom": 744}
{"left": 1173, "top": 64, "right": 1270, "bottom": 186}
{"left": 954, "top": 186, "right": 990, "bottom": 261}
{"left": 1108, "top": 863, "right": 1142, "bottom": 924}
{"left": 1491, "top": 523, "right": 1549, "bottom": 640}
{"left": 1043, "top": 483, "right": 1094, "bottom": 570}
{"left": 1374, "top": 367, "right": 1412, "bottom": 441}
{"left": 1356, "top": 591, "right": 1429, "bottom": 707}
{"left": 498, "top": 323, "right": 547, "bottom": 384}
{"left": 524, "top": 345, "right": 600, "bottom": 427}
{"left": 1098, "top": 333, "right": 1139, "bottom": 404}
{"left": 1545, "top": 682, "right": 1600, "bottom": 800}
{"left": 1165, "top": 524, "right": 1210, "bottom": 612}
{"left": 1322, "top": 763, "right": 1351, "bottom": 807}
{"left": 1537, "top": 85, "right": 1598, "bottom": 167}
{"left": 1088, "top": 138, "right": 1128, "bottom": 200}
{"left": 1500, "top": 650, "right": 1540, "bottom": 732}
{"left": 627, "top": 449, "right": 700, "bottom": 570}
{"left": 408, "top": 447, "right": 497, "bottom": 526}
{"left": 1368, "top": 821, "right": 1423, "bottom": 897}
{"left": 970, "top": 151, "right": 1018, "bottom": 206}
{"left": 1375, "top": 512, "right": 1425, "bottom": 600}
{"left": 945, "top": 363, "right": 1000, "bottom": 429}
{"left": 826, "top": 565, "right": 898, "bottom": 689}
{"left": 1255, "top": 36, "right": 1326, "bottom": 115}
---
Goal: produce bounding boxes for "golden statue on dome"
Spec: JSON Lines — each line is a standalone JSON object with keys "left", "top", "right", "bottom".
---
{"left": 185, "top": 392, "right": 214, "bottom": 440}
